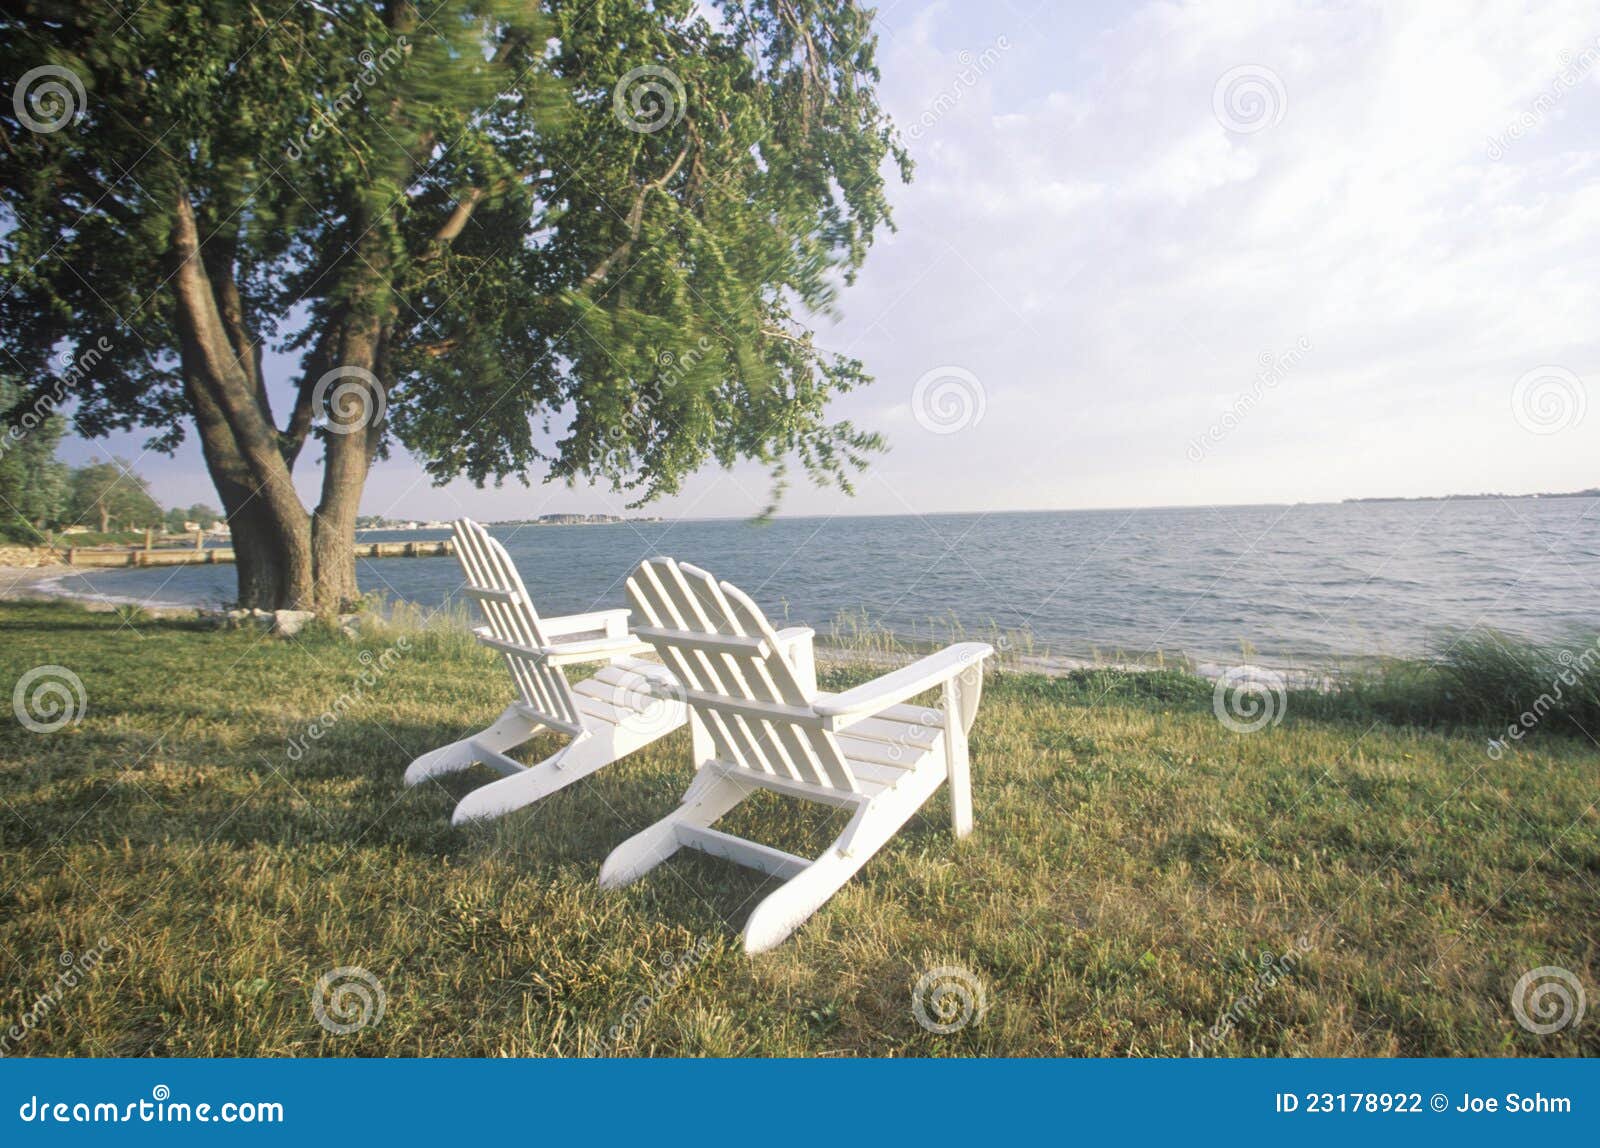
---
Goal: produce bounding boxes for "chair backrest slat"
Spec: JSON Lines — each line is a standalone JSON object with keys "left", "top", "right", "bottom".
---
{"left": 626, "top": 558, "right": 857, "bottom": 793}
{"left": 450, "top": 519, "right": 580, "bottom": 729}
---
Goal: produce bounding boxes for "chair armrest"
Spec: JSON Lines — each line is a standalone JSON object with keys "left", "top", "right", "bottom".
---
{"left": 774, "top": 626, "right": 817, "bottom": 696}
{"left": 473, "top": 626, "right": 652, "bottom": 667}
{"left": 543, "top": 634, "right": 654, "bottom": 667}
{"left": 814, "top": 642, "right": 992, "bottom": 729}
{"left": 542, "top": 608, "right": 631, "bottom": 639}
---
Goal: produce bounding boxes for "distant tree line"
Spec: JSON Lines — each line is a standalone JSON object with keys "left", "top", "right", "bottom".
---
{"left": 0, "top": 381, "right": 216, "bottom": 542}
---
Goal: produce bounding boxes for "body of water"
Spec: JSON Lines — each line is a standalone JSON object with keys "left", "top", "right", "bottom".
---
{"left": 50, "top": 498, "right": 1599, "bottom": 666}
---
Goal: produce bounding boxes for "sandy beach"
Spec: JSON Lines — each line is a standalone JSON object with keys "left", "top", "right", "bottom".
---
{"left": 0, "top": 562, "right": 207, "bottom": 617}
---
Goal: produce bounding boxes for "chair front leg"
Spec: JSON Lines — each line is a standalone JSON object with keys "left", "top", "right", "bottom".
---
{"left": 404, "top": 703, "right": 544, "bottom": 786}
{"left": 942, "top": 664, "right": 984, "bottom": 838}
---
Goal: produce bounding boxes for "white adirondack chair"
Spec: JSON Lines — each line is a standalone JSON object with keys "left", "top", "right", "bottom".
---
{"left": 405, "top": 519, "right": 688, "bottom": 824}
{"left": 600, "top": 557, "right": 992, "bottom": 953}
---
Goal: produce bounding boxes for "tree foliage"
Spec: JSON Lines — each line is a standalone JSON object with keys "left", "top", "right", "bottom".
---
{"left": 0, "top": 379, "right": 70, "bottom": 540}
{"left": 0, "top": 0, "right": 908, "bottom": 607}
{"left": 67, "top": 457, "right": 163, "bottom": 533}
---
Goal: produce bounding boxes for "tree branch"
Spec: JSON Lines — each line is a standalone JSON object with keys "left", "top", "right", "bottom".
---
{"left": 580, "top": 144, "right": 691, "bottom": 291}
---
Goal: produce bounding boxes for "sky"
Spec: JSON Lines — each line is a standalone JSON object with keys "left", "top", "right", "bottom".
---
{"left": 58, "top": 0, "right": 1600, "bottom": 522}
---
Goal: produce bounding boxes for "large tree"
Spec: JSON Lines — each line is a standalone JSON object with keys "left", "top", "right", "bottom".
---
{"left": 1, "top": 0, "right": 907, "bottom": 610}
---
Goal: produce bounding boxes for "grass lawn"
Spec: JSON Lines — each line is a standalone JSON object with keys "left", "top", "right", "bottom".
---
{"left": 0, "top": 600, "right": 1595, "bottom": 1057}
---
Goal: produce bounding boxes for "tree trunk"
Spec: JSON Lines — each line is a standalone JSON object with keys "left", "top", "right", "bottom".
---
{"left": 170, "top": 191, "right": 318, "bottom": 611}
{"left": 168, "top": 190, "right": 401, "bottom": 615}
{"left": 181, "top": 370, "right": 314, "bottom": 611}
{"left": 309, "top": 317, "right": 387, "bottom": 614}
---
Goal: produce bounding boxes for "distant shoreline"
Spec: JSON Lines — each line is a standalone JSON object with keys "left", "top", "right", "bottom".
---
{"left": 1343, "top": 487, "right": 1598, "bottom": 504}
{"left": 352, "top": 491, "right": 1599, "bottom": 525}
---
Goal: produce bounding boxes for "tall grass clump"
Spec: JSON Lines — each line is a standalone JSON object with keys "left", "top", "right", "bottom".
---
{"left": 1294, "top": 630, "right": 1600, "bottom": 739}
{"left": 1435, "top": 629, "right": 1600, "bottom": 734}
{"left": 350, "top": 594, "right": 483, "bottom": 660}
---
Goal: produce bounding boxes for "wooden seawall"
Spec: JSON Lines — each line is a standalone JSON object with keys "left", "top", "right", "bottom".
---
{"left": 61, "top": 539, "right": 455, "bottom": 568}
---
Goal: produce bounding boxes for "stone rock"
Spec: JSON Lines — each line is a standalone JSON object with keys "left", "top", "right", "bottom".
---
{"left": 272, "top": 609, "right": 317, "bottom": 637}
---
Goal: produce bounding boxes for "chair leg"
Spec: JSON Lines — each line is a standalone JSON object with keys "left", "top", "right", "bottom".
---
{"left": 741, "top": 851, "right": 865, "bottom": 954}
{"left": 451, "top": 731, "right": 611, "bottom": 824}
{"left": 943, "top": 676, "right": 974, "bottom": 838}
{"left": 741, "top": 767, "right": 944, "bottom": 954}
{"left": 404, "top": 704, "right": 543, "bottom": 786}
{"left": 599, "top": 770, "right": 754, "bottom": 889}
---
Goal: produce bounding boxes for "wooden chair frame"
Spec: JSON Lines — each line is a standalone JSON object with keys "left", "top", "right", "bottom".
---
{"left": 405, "top": 520, "right": 688, "bottom": 824}
{"left": 600, "top": 557, "right": 992, "bottom": 952}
